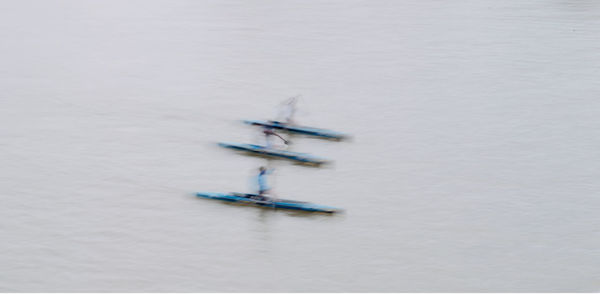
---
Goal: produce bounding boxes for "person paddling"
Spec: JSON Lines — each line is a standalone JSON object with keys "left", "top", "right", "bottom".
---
{"left": 263, "top": 125, "right": 288, "bottom": 149}
{"left": 277, "top": 96, "right": 298, "bottom": 125}
{"left": 257, "top": 166, "right": 274, "bottom": 199}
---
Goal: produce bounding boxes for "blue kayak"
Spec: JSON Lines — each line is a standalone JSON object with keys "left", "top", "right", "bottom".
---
{"left": 218, "top": 142, "right": 329, "bottom": 165}
{"left": 196, "top": 192, "right": 342, "bottom": 213}
{"left": 244, "top": 120, "right": 348, "bottom": 140}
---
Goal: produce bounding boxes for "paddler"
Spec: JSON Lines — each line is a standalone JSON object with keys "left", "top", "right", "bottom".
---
{"left": 257, "top": 166, "right": 274, "bottom": 199}
{"left": 277, "top": 96, "right": 298, "bottom": 124}
{"left": 263, "top": 125, "right": 288, "bottom": 149}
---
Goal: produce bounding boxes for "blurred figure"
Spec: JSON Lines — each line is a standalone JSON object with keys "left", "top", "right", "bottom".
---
{"left": 263, "top": 125, "right": 288, "bottom": 149}
{"left": 256, "top": 166, "right": 274, "bottom": 199}
{"left": 277, "top": 96, "right": 298, "bottom": 124}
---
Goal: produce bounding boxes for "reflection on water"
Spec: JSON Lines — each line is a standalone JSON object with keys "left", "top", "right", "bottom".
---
{"left": 254, "top": 209, "right": 273, "bottom": 245}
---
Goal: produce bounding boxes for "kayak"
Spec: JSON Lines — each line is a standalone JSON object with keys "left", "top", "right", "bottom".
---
{"left": 244, "top": 120, "right": 348, "bottom": 140}
{"left": 218, "top": 142, "right": 329, "bottom": 165}
{"left": 196, "top": 192, "right": 342, "bottom": 213}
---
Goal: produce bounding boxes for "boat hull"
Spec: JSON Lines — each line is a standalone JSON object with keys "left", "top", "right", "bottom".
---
{"left": 218, "top": 142, "right": 329, "bottom": 165}
{"left": 244, "top": 120, "right": 348, "bottom": 140}
{"left": 196, "top": 192, "right": 341, "bottom": 213}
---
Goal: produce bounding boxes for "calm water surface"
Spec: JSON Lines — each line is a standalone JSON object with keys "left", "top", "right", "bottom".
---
{"left": 1, "top": 0, "right": 599, "bottom": 292}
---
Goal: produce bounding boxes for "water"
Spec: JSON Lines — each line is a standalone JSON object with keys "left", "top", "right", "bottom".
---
{"left": 1, "top": 0, "right": 599, "bottom": 292}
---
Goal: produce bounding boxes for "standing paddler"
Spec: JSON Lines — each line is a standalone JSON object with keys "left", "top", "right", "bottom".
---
{"left": 276, "top": 96, "right": 298, "bottom": 125}
{"left": 262, "top": 96, "right": 296, "bottom": 149}
{"left": 263, "top": 125, "right": 288, "bottom": 149}
{"left": 256, "top": 166, "right": 275, "bottom": 200}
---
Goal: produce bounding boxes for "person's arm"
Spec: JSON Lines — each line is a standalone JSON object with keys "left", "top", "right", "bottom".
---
{"left": 272, "top": 132, "right": 288, "bottom": 144}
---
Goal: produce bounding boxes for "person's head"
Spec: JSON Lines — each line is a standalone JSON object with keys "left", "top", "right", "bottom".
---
{"left": 259, "top": 166, "right": 266, "bottom": 172}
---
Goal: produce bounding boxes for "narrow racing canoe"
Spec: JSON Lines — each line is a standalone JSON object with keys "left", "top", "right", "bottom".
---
{"left": 244, "top": 120, "right": 348, "bottom": 140}
{"left": 196, "top": 192, "right": 342, "bottom": 213}
{"left": 218, "top": 142, "right": 329, "bottom": 165}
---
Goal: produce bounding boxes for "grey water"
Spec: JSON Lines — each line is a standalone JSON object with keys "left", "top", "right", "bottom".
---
{"left": 1, "top": 0, "right": 599, "bottom": 292}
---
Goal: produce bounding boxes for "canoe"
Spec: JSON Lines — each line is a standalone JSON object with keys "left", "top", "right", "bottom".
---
{"left": 218, "top": 142, "right": 329, "bottom": 165}
{"left": 196, "top": 192, "right": 342, "bottom": 213}
{"left": 244, "top": 120, "right": 348, "bottom": 140}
